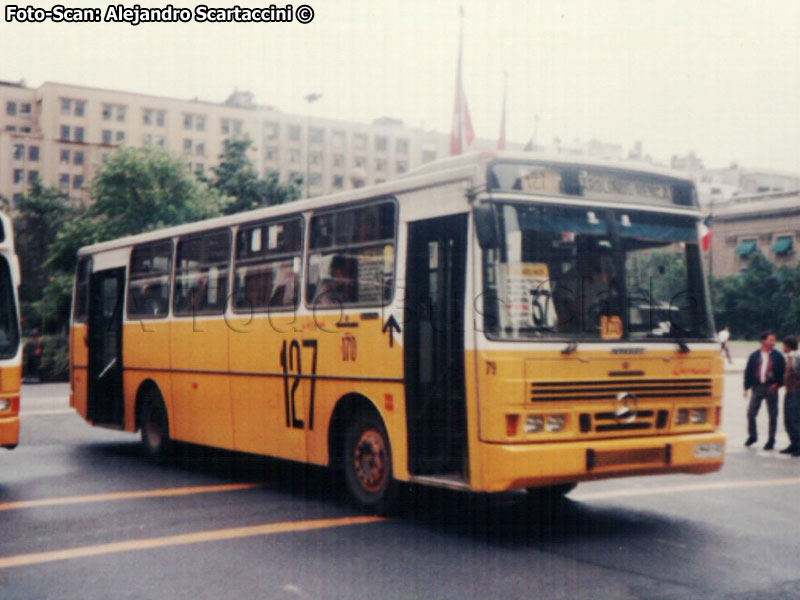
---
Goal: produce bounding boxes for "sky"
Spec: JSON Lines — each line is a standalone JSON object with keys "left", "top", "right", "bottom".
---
{"left": 2, "top": 0, "right": 799, "bottom": 172}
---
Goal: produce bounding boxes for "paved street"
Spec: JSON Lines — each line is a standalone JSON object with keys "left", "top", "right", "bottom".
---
{"left": 2, "top": 362, "right": 799, "bottom": 599}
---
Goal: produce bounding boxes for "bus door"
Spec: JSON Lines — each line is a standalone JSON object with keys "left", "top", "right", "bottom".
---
{"left": 405, "top": 214, "right": 468, "bottom": 477}
{"left": 87, "top": 267, "right": 125, "bottom": 427}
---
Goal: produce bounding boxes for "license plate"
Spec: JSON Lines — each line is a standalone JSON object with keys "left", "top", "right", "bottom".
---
{"left": 694, "top": 442, "right": 724, "bottom": 458}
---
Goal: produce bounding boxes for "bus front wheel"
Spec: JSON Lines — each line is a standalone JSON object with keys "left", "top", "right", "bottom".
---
{"left": 343, "top": 413, "right": 398, "bottom": 514}
{"left": 140, "top": 389, "right": 171, "bottom": 462}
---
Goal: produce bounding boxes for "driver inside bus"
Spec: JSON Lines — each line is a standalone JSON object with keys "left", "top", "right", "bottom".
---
{"left": 553, "top": 238, "right": 620, "bottom": 333}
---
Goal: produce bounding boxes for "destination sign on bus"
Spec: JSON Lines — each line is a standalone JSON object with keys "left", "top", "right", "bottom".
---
{"left": 488, "top": 161, "right": 682, "bottom": 206}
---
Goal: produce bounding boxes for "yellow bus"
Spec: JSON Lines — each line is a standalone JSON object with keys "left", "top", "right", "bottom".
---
{"left": 70, "top": 152, "right": 725, "bottom": 512}
{"left": 0, "top": 213, "right": 22, "bottom": 451}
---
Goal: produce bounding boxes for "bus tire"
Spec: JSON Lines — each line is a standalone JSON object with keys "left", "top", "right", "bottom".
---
{"left": 343, "top": 412, "right": 398, "bottom": 514}
{"left": 140, "top": 388, "right": 171, "bottom": 462}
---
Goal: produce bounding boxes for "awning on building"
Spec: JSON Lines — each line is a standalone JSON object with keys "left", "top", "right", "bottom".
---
{"left": 773, "top": 236, "right": 794, "bottom": 255}
{"left": 736, "top": 239, "right": 758, "bottom": 256}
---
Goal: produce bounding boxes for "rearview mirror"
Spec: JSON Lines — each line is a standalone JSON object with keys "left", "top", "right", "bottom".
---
{"left": 473, "top": 205, "right": 500, "bottom": 250}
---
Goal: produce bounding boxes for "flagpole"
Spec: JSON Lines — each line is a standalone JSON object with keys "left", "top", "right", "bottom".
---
{"left": 498, "top": 70, "right": 507, "bottom": 150}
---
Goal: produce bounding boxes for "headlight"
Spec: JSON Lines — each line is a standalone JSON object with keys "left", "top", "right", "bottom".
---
{"left": 525, "top": 415, "right": 544, "bottom": 433}
{"left": 545, "top": 414, "right": 566, "bottom": 433}
{"left": 690, "top": 408, "right": 708, "bottom": 425}
{"left": 675, "top": 408, "right": 689, "bottom": 425}
{"left": 0, "top": 398, "right": 10, "bottom": 412}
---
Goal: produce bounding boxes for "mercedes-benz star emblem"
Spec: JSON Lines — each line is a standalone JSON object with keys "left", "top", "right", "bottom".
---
{"left": 614, "top": 392, "right": 638, "bottom": 424}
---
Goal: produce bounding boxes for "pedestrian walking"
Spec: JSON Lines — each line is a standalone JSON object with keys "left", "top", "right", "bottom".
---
{"left": 780, "top": 335, "right": 800, "bottom": 456}
{"left": 743, "top": 331, "right": 786, "bottom": 450}
{"left": 718, "top": 325, "right": 733, "bottom": 364}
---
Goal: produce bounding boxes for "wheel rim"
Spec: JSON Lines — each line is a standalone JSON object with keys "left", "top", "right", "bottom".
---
{"left": 353, "top": 429, "right": 388, "bottom": 493}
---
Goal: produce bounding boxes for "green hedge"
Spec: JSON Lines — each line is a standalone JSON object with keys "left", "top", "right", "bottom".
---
{"left": 24, "top": 335, "right": 70, "bottom": 382}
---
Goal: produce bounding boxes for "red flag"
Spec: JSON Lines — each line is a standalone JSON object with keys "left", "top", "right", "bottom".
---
{"left": 498, "top": 72, "right": 507, "bottom": 150}
{"left": 700, "top": 214, "right": 712, "bottom": 251}
{"left": 450, "top": 12, "right": 474, "bottom": 155}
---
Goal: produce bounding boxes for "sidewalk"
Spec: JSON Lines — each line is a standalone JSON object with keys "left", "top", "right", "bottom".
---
{"left": 724, "top": 357, "right": 746, "bottom": 373}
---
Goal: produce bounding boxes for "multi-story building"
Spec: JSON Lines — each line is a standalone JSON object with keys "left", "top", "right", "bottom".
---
{"left": 1, "top": 79, "right": 517, "bottom": 208}
{"left": 709, "top": 190, "right": 800, "bottom": 277}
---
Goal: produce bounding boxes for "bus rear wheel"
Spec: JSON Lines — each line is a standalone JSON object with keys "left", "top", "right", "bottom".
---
{"left": 343, "top": 413, "right": 398, "bottom": 514}
{"left": 140, "top": 389, "right": 171, "bottom": 462}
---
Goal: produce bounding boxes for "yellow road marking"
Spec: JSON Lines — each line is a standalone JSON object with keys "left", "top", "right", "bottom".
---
{"left": 0, "top": 483, "right": 261, "bottom": 513}
{"left": 0, "top": 515, "right": 384, "bottom": 570}
{"left": 573, "top": 476, "right": 800, "bottom": 501}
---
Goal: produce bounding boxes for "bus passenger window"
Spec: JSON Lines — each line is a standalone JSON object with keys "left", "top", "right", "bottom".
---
{"left": 307, "top": 201, "right": 396, "bottom": 308}
{"left": 127, "top": 241, "right": 172, "bottom": 319}
{"left": 233, "top": 218, "right": 303, "bottom": 312}
{"left": 174, "top": 230, "right": 231, "bottom": 316}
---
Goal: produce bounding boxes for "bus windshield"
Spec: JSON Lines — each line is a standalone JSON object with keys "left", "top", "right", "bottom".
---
{"left": 482, "top": 203, "right": 713, "bottom": 342}
{"left": 0, "top": 255, "right": 19, "bottom": 359}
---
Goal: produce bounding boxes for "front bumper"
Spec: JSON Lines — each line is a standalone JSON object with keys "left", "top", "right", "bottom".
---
{"left": 477, "top": 431, "right": 726, "bottom": 492}
{"left": 0, "top": 415, "right": 20, "bottom": 449}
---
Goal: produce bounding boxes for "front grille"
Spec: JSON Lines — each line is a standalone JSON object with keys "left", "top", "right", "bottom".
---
{"left": 530, "top": 378, "right": 712, "bottom": 403}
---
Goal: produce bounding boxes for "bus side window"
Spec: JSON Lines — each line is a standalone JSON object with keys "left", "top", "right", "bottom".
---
{"left": 174, "top": 230, "right": 231, "bottom": 316}
{"left": 307, "top": 201, "right": 396, "bottom": 307}
{"left": 74, "top": 256, "right": 92, "bottom": 323}
{"left": 233, "top": 217, "right": 303, "bottom": 313}
{"left": 127, "top": 241, "right": 172, "bottom": 319}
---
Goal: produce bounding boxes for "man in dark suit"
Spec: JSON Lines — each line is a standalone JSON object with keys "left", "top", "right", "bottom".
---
{"left": 744, "top": 331, "right": 786, "bottom": 450}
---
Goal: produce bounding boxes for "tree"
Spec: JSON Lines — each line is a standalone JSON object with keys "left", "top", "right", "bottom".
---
{"left": 213, "top": 138, "right": 302, "bottom": 214}
{"left": 10, "top": 182, "right": 74, "bottom": 332}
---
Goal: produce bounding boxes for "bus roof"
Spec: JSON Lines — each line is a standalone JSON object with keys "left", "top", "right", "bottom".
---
{"left": 78, "top": 151, "right": 694, "bottom": 256}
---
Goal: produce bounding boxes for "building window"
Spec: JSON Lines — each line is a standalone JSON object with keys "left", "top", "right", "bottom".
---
{"left": 74, "top": 150, "right": 84, "bottom": 165}
{"left": 309, "top": 172, "right": 322, "bottom": 186}
{"left": 265, "top": 147, "right": 278, "bottom": 161}
{"left": 736, "top": 238, "right": 758, "bottom": 258}
{"left": 28, "top": 170, "right": 39, "bottom": 184}
{"left": 376, "top": 158, "right": 386, "bottom": 172}
{"left": 6, "top": 101, "right": 17, "bottom": 116}
{"left": 73, "top": 175, "right": 84, "bottom": 190}
{"left": 13, "top": 170, "right": 24, "bottom": 185}
{"left": 196, "top": 115, "right": 206, "bottom": 131}
{"left": 310, "top": 152, "right": 323, "bottom": 166}
{"left": 354, "top": 156, "right": 366, "bottom": 168}
{"left": 13, "top": 144, "right": 24, "bottom": 160}
{"left": 20, "top": 126, "right": 30, "bottom": 133}
{"left": 5, "top": 125, "right": 16, "bottom": 132}
{"left": 288, "top": 124, "right": 302, "bottom": 142}
{"left": 332, "top": 154, "right": 345, "bottom": 168}
{"left": 264, "top": 121, "right": 279, "bottom": 140}
{"left": 143, "top": 133, "right": 152, "bottom": 145}
{"left": 333, "top": 174, "right": 344, "bottom": 189}
{"left": 60, "top": 125, "right": 70, "bottom": 141}
{"left": 156, "top": 110, "right": 166, "bottom": 127}
{"left": 183, "top": 139, "right": 192, "bottom": 153}
{"left": 75, "top": 101, "right": 86, "bottom": 117}
{"left": 375, "top": 136, "right": 388, "bottom": 152}
{"left": 28, "top": 145, "right": 39, "bottom": 161}
{"left": 396, "top": 160, "right": 408, "bottom": 174}
{"left": 183, "top": 114, "right": 193, "bottom": 130}
{"left": 155, "top": 135, "right": 165, "bottom": 147}
{"left": 115, "top": 130, "right": 125, "bottom": 143}
{"left": 310, "top": 127, "right": 324, "bottom": 144}
{"left": 58, "top": 173, "right": 69, "bottom": 189}
{"left": 221, "top": 118, "right": 230, "bottom": 135}
{"left": 195, "top": 163, "right": 205, "bottom": 177}
{"left": 102, "top": 104, "right": 112, "bottom": 120}
{"left": 422, "top": 150, "right": 437, "bottom": 163}
{"left": 773, "top": 236, "right": 794, "bottom": 256}
{"left": 20, "top": 103, "right": 31, "bottom": 115}
{"left": 60, "top": 99, "right": 71, "bottom": 115}
{"left": 102, "top": 130, "right": 112, "bottom": 145}
{"left": 116, "top": 105, "right": 127, "bottom": 122}
{"left": 12, "top": 194, "right": 23, "bottom": 209}
{"left": 233, "top": 120, "right": 242, "bottom": 135}
{"left": 396, "top": 139, "right": 409, "bottom": 154}
{"left": 288, "top": 148, "right": 301, "bottom": 163}
{"left": 332, "top": 131, "right": 345, "bottom": 149}
{"left": 354, "top": 133, "right": 367, "bottom": 151}
{"left": 195, "top": 142, "right": 205, "bottom": 156}
{"left": 143, "top": 109, "right": 154, "bottom": 125}
{"left": 74, "top": 127, "right": 85, "bottom": 143}
{"left": 60, "top": 149, "right": 71, "bottom": 164}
